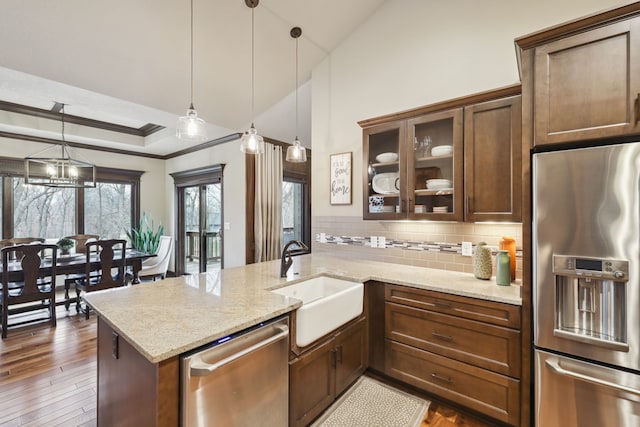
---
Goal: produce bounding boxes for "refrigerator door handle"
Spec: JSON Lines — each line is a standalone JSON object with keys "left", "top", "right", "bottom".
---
{"left": 545, "top": 358, "right": 640, "bottom": 396}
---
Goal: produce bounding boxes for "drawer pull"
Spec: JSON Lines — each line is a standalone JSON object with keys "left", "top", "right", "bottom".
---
{"left": 433, "top": 301, "right": 452, "bottom": 310}
{"left": 431, "top": 373, "right": 453, "bottom": 384}
{"left": 431, "top": 331, "right": 453, "bottom": 342}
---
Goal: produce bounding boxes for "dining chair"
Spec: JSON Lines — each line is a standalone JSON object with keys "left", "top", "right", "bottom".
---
{"left": 62, "top": 234, "right": 99, "bottom": 310}
{"left": 75, "top": 239, "right": 127, "bottom": 319}
{"left": 0, "top": 237, "right": 46, "bottom": 261}
{"left": 1, "top": 243, "right": 58, "bottom": 339}
{"left": 139, "top": 236, "right": 173, "bottom": 281}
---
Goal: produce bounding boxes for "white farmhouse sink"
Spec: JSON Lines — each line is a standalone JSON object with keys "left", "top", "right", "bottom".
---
{"left": 271, "top": 276, "right": 364, "bottom": 347}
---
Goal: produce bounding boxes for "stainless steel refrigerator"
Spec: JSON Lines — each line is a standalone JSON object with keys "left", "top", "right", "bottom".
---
{"left": 533, "top": 142, "right": 640, "bottom": 426}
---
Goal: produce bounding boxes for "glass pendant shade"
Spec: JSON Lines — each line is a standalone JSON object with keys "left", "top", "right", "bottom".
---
{"left": 286, "top": 26, "right": 307, "bottom": 163}
{"left": 239, "top": 124, "right": 265, "bottom": 154}
{"left": 177, "top": 0, "right": 207, "bottom": 142}
{"left": 285, "top": 138, "right": 306, "bottom": 162}
{"left": 176, "top": 103, "right": 207, "bottom": 142}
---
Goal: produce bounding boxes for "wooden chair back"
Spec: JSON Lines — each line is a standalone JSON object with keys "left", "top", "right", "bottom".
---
{"left": 83, "top": 239, "right": 127, "bottom": 292}
{"left": 0, "top": 237, "right": 47, "bottom": 261}
{"left": 1, "top": 243, "right": 58, "bottom": 338}
{"left": 64, "top": 234, "right": 100, "bottom": 253}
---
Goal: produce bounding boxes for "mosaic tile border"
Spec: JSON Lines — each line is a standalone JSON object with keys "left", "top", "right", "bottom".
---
{"left": 315, "top": 234, "right": 522, "bottom": 259}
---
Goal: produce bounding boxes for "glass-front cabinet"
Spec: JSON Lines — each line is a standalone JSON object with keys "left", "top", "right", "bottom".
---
{"left": 363, "top": 109, "right": 463, "bottom": 220}
{"left": 363, "top": 121, "right": 406, "bottom": 220}
{"left": 407, "top": 109, "right": 463, "bottom": 221}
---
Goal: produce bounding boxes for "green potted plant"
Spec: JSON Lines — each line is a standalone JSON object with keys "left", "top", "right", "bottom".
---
{"left": 126, "top": 212, "right": 165, "bottom": 254}
{"left": 56, "top": 237, "right": 75, "bottom": 255}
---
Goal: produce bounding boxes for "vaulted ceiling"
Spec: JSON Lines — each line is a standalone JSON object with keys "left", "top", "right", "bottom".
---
{"left": 0, "top": 0, "right": 385, "bottom": 156}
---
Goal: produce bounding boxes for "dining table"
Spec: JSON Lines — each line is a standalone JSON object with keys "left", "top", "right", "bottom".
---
{"left": 1, "top": 248, "right": 156, "bottom": 308}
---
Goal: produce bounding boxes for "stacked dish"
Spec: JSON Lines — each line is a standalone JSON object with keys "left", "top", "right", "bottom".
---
{"left": 431, "top": 145, "right": 453, "bottom": 157}
{"left": 433, "top": 206, "right": 448, "bottom": 213}
{"left": 414, "top": 204, "right": 426, "bottom": 213}
{"left": 380, "top": 206, "right": 395, "bottom": 213}
{"left": 426, "top": 179, "right": 452, "bottom": 190}
{"left": 375, "top": 152, "right": 399, "bottom": 163}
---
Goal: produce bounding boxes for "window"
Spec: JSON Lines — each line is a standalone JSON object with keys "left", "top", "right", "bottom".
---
{"left": 84, "top": 182, "right": 133, "bottom": 239}
{"left": 282, "top": 180, "right": 304, "bottom": 245}
{"left": 12, "top": 177, "right": 76, "bottom": 239}
{"left": 0, "top": 158, "right": 141, "bottom": 240}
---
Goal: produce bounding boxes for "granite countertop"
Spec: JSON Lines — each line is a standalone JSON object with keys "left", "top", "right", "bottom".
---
{"left": 84, "top": 253, "right": 522, "bottom": 363}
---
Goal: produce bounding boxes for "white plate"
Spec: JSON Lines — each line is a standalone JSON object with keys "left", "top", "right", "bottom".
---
{"left": 372, "top": 172, "right": 400, "bottom": 194}
{"left": 426, "top": 179, "right": 452, "bottom": 190}
{"left": 431, "top": 145, "right": 453, "bottom": 157}
{"left": 375, "top": 152, "right": 398, "bottom": 163}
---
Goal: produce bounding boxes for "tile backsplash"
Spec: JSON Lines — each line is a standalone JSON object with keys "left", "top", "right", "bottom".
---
{"left": 312, "top": 216, "right": 523, "bottom": 281}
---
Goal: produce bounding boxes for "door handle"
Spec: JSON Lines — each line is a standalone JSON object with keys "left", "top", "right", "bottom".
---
{"left": 545, "top": 358, "right": 640, "bottom": 396}
{"left": 190, "top": 325, "right": 288, "bottom": 376}
{"left": 635, "top": 93, "right": 640, "bottom": 126}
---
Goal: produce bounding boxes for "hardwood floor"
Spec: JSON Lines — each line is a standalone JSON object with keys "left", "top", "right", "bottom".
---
{"left": 0, "top": 308, "right": 97, "bottom": 427}
{"left": 0, "top": 309, "right": 497, "bottom": 427}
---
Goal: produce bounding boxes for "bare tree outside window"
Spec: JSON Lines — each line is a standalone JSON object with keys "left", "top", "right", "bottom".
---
{"left": 85, "top": 183, "right": 132, "bottom": 239}
{"left": 282, "top": 181, "right": 303, "bottom": 245}
{"left": 13, "top": 178, "right": 75, "bottom": 239}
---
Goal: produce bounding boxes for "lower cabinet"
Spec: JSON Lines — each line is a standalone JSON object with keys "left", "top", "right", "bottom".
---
{"left": 97, "top": 318, "right": 179, "bottom": 426}
{"left": 384, "top": 284, "right": 522, "bottom": 426}
{"left": 289, "top": 316, "right": 366, "bottom": 427}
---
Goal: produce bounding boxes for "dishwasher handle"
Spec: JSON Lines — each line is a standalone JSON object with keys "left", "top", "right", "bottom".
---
{"left": 190, "top": 325, "right": 289, "bottom": 377}
{"left": 545, "top": 358, "right": 640, "bottom": 396}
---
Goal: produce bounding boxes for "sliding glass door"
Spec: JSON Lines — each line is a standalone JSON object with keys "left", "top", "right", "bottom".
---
{"left": 172, "top": 165, "right": 224, "bottom": 276}
{"left": 183, "top": 183, "right": 222, "bottom": 274}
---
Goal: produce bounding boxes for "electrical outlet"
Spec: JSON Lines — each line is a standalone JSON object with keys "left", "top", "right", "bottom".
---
{"left": 461, "top": 241, "right": 473, "bottom": 257}
{"left": 370, "top": 236, "right": 378, "bottom": 248}
{"left": 378, "top": 236, "right": 386, "bottom": 248}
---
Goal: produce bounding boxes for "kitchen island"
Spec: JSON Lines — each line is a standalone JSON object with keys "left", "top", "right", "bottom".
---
{"left": 84, "top": 253, "right": 521, "bottom": 426}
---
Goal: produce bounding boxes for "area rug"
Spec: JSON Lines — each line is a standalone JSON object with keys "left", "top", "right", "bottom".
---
{"left": 311, "top": 376, "right": 430, "bottom": 427}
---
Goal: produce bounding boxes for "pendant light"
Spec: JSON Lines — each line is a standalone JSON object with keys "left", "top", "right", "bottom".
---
{"left": 286, "top": 27, "right": 307, "bottom": 163}
{"left": 239, "top": 0, "right": 265, "bottom": 154}
{"left": 24, "top": 104, "right": 96, "bottom": 188}
{"left": 176, "top": 0, "right": 207, "bottom": 142}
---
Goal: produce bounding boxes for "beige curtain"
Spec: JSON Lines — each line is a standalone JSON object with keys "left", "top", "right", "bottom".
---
{"left": 254, "top": 142, "right": 283, "bottom": 262}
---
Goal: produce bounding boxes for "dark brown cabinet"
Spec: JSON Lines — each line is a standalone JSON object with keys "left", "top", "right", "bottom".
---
{"left": 289, "top": 316, "right": 367, "bottom": 427}
{"left": 97, "top": 318, "right": 179, "bottom": 427}
{"left": 464, "top": 95, "right": 522, "bottom": 222}
{"left": 384, "top": 284, "right": 521, "bottom": 426}
{"left": 518, "top": 10, "right": 640, "bottom": 146}
{"left": 360, "top": 85, "right": 522, "bottom": 222}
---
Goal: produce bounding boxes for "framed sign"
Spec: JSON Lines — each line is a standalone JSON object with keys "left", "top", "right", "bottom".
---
{"left": 330, "top": 152, "right": 352, "bottom": 205}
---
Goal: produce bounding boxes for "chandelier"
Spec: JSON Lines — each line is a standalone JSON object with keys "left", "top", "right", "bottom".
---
{"left": 24, "top": 104, "right": 96, "bottom": 188}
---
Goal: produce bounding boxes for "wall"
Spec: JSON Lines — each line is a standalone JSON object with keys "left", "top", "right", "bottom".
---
{"left": 164, "top": 138, "right": 246, "bottom": 268}
{"left": 310, "top": 0, "right": 623, "bottom": 274}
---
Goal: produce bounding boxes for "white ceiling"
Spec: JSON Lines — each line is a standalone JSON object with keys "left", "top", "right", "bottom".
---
{"left": 0, "top": 0, "right": 386, "bottom": 156}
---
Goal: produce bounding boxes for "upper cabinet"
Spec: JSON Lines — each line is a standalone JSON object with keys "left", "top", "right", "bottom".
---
{"left": 363, "top": 120, "right": 406, "bottom": 220}
{"left": 464, "top": 96, "right": 522, "bottom": 222}
{"left": 360, "top": 85, "right": 521, "bottom": 222}
{"left": 516, "top": 6, "right": 640, "bottom": 147}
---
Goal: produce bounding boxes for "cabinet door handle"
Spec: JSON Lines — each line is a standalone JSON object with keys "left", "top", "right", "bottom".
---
{"left": 431, "top": 373, "right": 453, "bottom": 384}
{"left": 431, "top": 331, "right": 454, "bottom": 342}
{"left": 635, "top": 93, "right": 640, "bottom": 126}
{"left": 331, "top": 348, "right": 337, "bottom": 368}
{"left": 433, "top": 301, "right": 452, "bottom": 310}
{"left": 336, "top": 345, "right": 343, "bottom": 363}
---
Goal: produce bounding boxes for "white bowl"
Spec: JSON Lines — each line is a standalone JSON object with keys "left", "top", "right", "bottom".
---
{"left": 375, "top": 152, "right": 398, "bottom": 163}
{"left": 426, "top": 179, "right": 452, "bottom": 190}
{"left": 431, "top": 145, "right": 453, "bottom": 157}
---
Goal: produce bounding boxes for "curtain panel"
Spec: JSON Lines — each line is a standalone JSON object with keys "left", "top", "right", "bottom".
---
{"left": 254, "top": 143, "right": 283, "bottom": 262}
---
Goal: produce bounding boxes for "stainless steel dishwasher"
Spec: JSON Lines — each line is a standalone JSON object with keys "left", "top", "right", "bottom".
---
{"left": 180, "top": 316, "right": 289, "bottom": 426}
